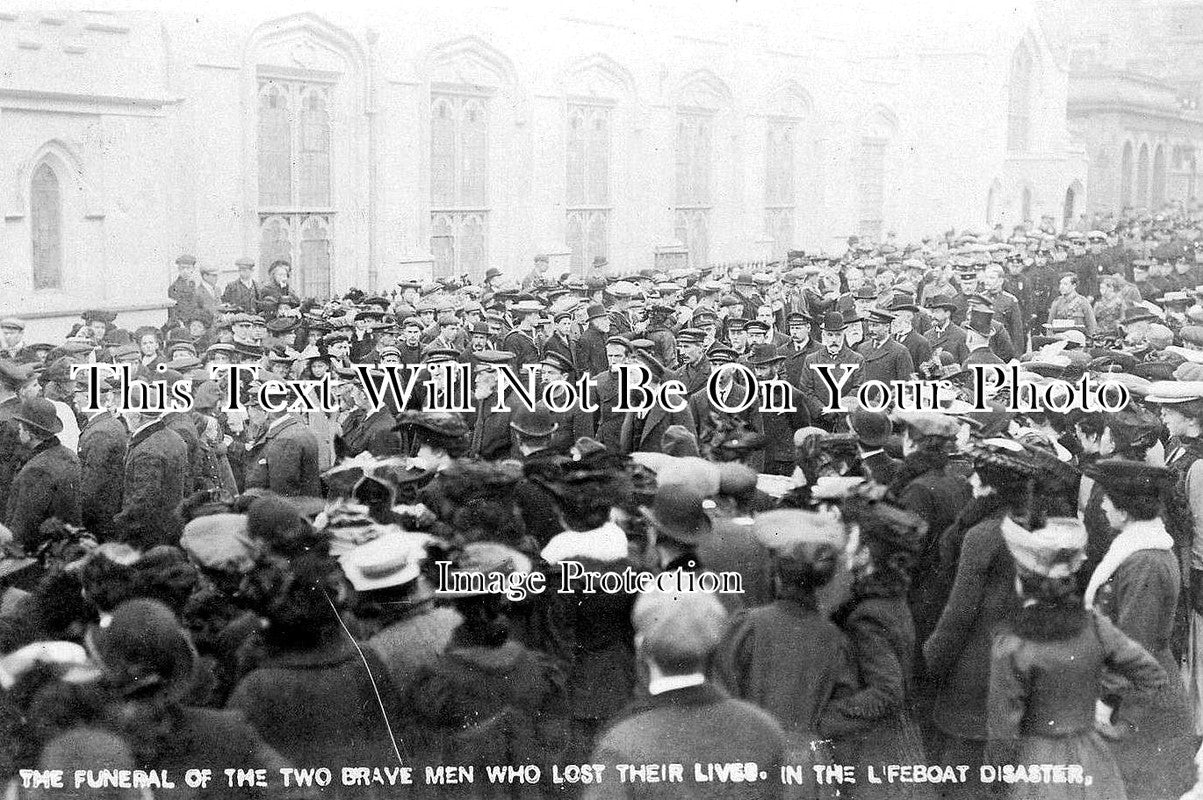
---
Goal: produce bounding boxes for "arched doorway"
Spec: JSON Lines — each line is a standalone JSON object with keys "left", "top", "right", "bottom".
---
{"left": 1120, "top": 141, "right": 1134, "bottom": 208}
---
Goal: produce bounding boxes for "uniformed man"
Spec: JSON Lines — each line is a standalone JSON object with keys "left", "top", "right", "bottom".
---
{"left": 922, "top": 294, "right": 969, "bottom": 366}
{"left": 503, "top": 300, "right": 543, "bottom": 372}
{"left": 674, "top": 328, "right": 711, "bottom": 396}
{"left": 1046, "top": 272, "right": 1097, "bottom": 337}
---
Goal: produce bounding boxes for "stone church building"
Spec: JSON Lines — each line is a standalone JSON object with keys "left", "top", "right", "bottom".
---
{"left": 3, "top": 1, "right": 1090, "bottom": 332}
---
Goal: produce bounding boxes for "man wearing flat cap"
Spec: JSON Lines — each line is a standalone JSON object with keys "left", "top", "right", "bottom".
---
{"left": 168, "top": 254, "right": 200, "bottom": 327}
{"left": 0, "top": 319, "right": 31, "bottom": 363}
{"left": 222, "top": 257, "right": 261, "bottom": 313}
{"left": 858, "top": 308, "right": 915, "bottom": 387}
{"left": 5, "top": 398, "right": 81, "bottom": 550}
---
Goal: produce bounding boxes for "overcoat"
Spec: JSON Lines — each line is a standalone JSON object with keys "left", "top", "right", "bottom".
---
{"left": 4, "top": 436, "right": 80, "bottom": 550}
{"left": 77, "top": 410, "right": 128, "bottom": 537}
{"left": 245, "top": 416, "right": 322, "bottom": 497}
{"left": 112, "top": 419, "right": 189, "bottom": 548}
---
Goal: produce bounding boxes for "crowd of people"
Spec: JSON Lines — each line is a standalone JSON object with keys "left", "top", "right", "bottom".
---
{"left": 2, "top": 206, "right": 1203, "bottom": 799}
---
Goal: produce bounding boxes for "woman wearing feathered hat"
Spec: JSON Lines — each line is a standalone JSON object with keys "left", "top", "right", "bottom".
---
{"left": 921, "top": 439, "right": 1076, "bottom": 799}
{"left": 988, "top": 514, "right": 1165, "bottom": 800}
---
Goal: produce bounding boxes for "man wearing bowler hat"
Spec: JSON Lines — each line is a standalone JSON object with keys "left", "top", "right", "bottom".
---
{"left": 574, "top": 303, "right": 611, "bottom": 377}
{"left": 798, "top": 312, "right": 864, "bottom": 426}
{"left": 5, "top": 397, "right": 81, "bottom": 550}
{"left": 922, "top": 294, "right": 969, "bottom": 366}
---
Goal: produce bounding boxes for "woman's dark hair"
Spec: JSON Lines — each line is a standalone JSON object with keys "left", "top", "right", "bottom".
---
{"left": 974, "top": 464, "right": 1032, "bottom": 500}
{"left": 555, "top": 475, "right": 624, "bottom": 532}
{"left": 774, "top": 544, "right": 840, "bottom": 600}
{"left": 453, "top": 498, "right": 527, "bottom": 548}
{"left": 247, "top": 552, "right": 343, "bottom": 651}
{"left": 1016, "top": 567, "right": 1080, "bottom": 607}
{"left": 452, "top": 595, "right": 510, "bottom": 648}
{"left": 1104, "top": 488, "right": 1162, "bottom": 521}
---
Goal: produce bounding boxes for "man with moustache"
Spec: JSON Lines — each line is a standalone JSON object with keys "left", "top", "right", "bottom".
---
{"left": 798, "top": 312, "right": 864, "bottom": 426}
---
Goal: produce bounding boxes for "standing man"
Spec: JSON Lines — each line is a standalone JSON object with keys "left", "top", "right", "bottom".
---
{"left": 888, "top": 300, "right": 933, "bottom": 373}
{"left": 76, "top": 376, "right": 128, "bottom": 540}
{"left": 674, "top": 329, "right": 711, "bottom": 396}
{"left": 167, "top": 254, "right": 199, "bottom": 327}
{"left": 573, "top": 304, "right": 611, "bottom": 378}
{"left": 245, "top": 397, "right": 322, "bottom": 497}
{"left": 222, "top": 257, "right": 260, "bottom": 313}
{"left": 922, "top": 295, "right": 969, "bottom": 367}
{"left": 781, "top": 312, "right": 819, "bottom": 387}
{"left": 798, "top": 312, "right": 864, "bottom": 426}
{"left": 113, "top": 385, "right": 189, "bottom": 549}
{"left": 0, "top": 361, "right": 32, "bottom": 518}
{"left": 5, "top": 398, "right": 80, "bottom": 551}
{"left": 1047, "top": 272, "right": 1097, "bottom": 337}
{"left": 981, "top": 265, "right": 1025, "bottom": 351}
{"left": 857, "top": 309, "right": 915, "bottom": 387}
{"left": 195, "top": 263, "right": 222, "bottom": 320}
{"left": 504, "top": 300, "right": 544, "bottom": 372}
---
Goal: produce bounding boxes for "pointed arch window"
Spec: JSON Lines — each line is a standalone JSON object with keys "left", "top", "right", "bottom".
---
{"left": 31, "top": 162, "right": 63, "bottom": 291}
{"left": 431, "top": 92, "right": 489, "bottom": 277}
{"left": 567, "top": 103, "right": 611, "bottom": 272}
{"left": 765, "top": 119, "right": 796, "bottom": 261}
{"left": 675, "top": 111, "right": 713, "bottom": 268}
{"left": 257, "top": 75, "right": 335, "bottom": 298}
{"left": 1007, "top": 45, "right": 1033, "bottom": 152}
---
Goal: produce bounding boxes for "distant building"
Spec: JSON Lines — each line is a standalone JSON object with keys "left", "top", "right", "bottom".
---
{"left": 2, "top": 1, "right": 1083, "bottom": 335}
{"left": 1066, "top": 0, "right": 1203, "bottom": 218}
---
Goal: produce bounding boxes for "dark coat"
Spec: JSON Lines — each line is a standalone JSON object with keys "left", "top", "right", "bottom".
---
{"left": 856, "top": 338, "right": 915, "bottom": 385}
{"left": 894, "top": 330, "right": 932, "bottom": 373}
{"left": 758, "top": 386, "right": 809, "bottom": 468}
{"left": 797, "top": 346, "right": 864, "bottom": 422}
{"left": 228, "top": 637, "right": 403, "bottom": 768}
{"left": 4, "top": 437, "right": 80, "bottom": 550}
{"left": 470, "top": 392, "right": 514, "bottom": 460}
{"left": 922, "top": 322, "right": 969, "bottom": 365}
{"left": 675, "top": 359, "right": 711, "bottom": 396}
{"left": 167, "top": 275, "right": 199, "bottom": 325}
{"left": 164, "top": 412, "right": 203, "bottom": 493}
{"left": 513, "top": 447, "right": 567, "bottom": 548}
{"left": 245, "top": 415, "right": 322, "bottom": 497}
{"left": 859, "top": 449, "right": 901, "bottom": 486}
{"left": 829, "top": 592, "right": 929, "bottom": 800}
{"left": 113, "top": 419, "right": 189, "bottom": 548}
{"left": 589, "top": 372, "right": 624, "bottom": 451}
{"left": 0, "top": 397, "right": 30, "bottom": 518}
{"left": 687, "top": 379, "right": 761, "bottom": 444}
{"left": 542, "top": 332, "right": 575, "bottom": 366}
{"left": 1092, "top": 544, "right": 1196, "bottom": 799}
{"left": 988, "top": 290, "right": 1025, "bottom": 352}
{"left": 781, "top": 339, "right": 821, "bottom": 387}
{"left": 574, "top": 325, "right": 610, "bottom": 377}
{"left": 408, "top": 634, "right": 568, "bottom": 775}
{"left": 503, "top": 329, "right": 541, "bottom": 371}
{"left": 221, "top": 278, "right": 260, "bottom": 313}
{"left": 922, "top": 513, "right": 1019, "bottom": 740}
{"left": 337, "top": 407, "right": 397, "bottom": 460}
{"left": 586, "top": 683, "right": 785, "bottom": 800}
{"left": 618, "top": 403, "right": 695, "bottom": 455}
{"left": 987, "top": 612, "right": 1161, "bottom": 800}
{"left": 716, "top": 598, "right": 859, "bottom": 739}
{"left": 77, "top": 411, "right": 128, "bottom": 538}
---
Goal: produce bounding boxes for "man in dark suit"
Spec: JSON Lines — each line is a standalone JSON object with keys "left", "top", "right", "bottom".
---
{"left": 618, "top": 353, "right": 694, "bottom": 455}
{"left": 888, "top": 299, "right": 933, "bottom": 374}
{"left": 849, "top": 404, "right": 900, "bottom": 485}
{"left": 167, "top": 254, "right": 199, "bottom": 327}
{"left": 747, "top": 344, "right": 809, "bottom": 475}
{"left": 981, "top": 265, "right": 1025, "bottom": 352}
{"left": 673, "top": 329, "right": 711, "bottom": 396}
{"left": 798, "top": 312, "right": 864, "bottom": 426}
{"left": 857, "top": 309, "right": 915, "bottom": 389}
{"left": 503, "top": 301, "right": 543, "bottom": 372}
{"left": 245, "top": 406, "right": 322, "bottom": 498}
{"left": 0, "top": 361, "right": 32, "bottom": 518}
{"left": 113, "top": 401, "right": 189, "bottom": 549}
{"left": 542, "top": 310, "right": 576, "bottom": 367}
{"left": 5, "top": 398, "right": 80, "bottom": 551}
{"left": 687, "top": 347, "right": 761, "bottom": 446}
{"left": 588, "top": 590, "right": 786, "bottom": 800}
{"left": 470, "top": 351, "right": 517, "bottom": 460}
{"left": 781, "top": 311, "right": 820, "bottom": 387}
{"left": 573, "top": 304, "right": 611, "bottom": 378}
{"left": 922, "top": 294, "right": 969, "bottom": 366}
{"left": 221, "top": 257, "right": 261, "bottom": 313}
{"left": 76, "top": 377, "right": 128, "bottom": 540}
{"left": 337, "top": 382, "right": 398, "bottom": 460}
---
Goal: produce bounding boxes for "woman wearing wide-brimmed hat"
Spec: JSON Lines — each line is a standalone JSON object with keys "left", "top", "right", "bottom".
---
{"left": 988, "top": 515, "right": 1165, "bottom": 800}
